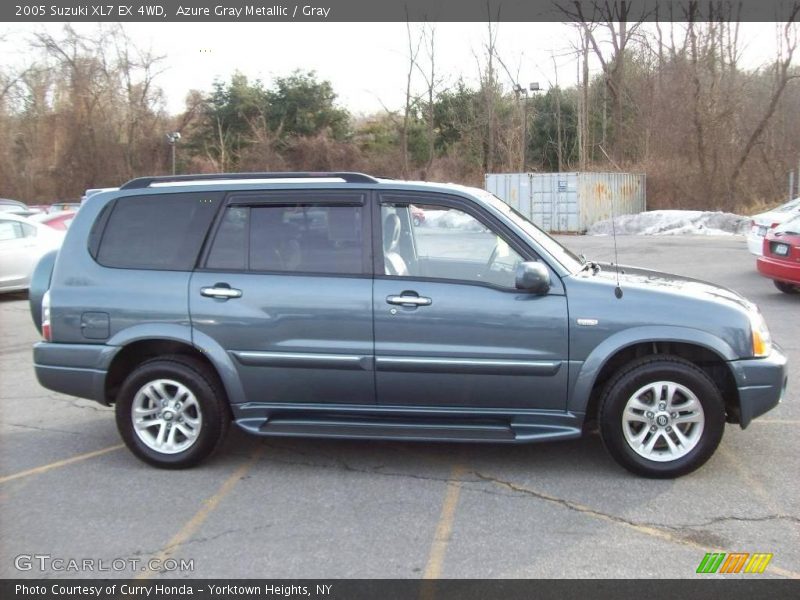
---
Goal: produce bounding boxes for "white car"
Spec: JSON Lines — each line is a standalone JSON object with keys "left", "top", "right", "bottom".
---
{"left": 747, "top": 197, "right": 800, "bottom": 255}
{"left": 0, "top": 213, "right": 64, "bottom": 293}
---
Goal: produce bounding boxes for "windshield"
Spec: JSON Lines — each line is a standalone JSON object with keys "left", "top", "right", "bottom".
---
{"left": 479, "top": 191, "right": 585, "bottom": 274}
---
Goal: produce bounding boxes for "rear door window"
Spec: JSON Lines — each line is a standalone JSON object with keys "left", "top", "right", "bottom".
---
{"left": 206, "top": 200, "right": 367, "bottom": 275}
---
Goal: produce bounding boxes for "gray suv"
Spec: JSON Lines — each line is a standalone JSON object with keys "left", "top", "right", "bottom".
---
{"left": 29, "top": 172, "right": 788, "bottom": 477}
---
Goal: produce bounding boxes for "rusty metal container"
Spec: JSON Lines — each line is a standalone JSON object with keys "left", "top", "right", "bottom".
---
{"left": 485, "top": 172, "right": 646, "bottom": 232}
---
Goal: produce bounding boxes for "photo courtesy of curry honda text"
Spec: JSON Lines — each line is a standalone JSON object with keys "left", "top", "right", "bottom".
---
{"left": 29, "top": 172, "right": 788, "bottom": 478}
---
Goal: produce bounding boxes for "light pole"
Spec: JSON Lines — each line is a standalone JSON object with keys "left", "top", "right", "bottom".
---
{"left": 514, "top": 82, "right": 541, "bottom": 172}
{"left": 166, "top": 132, "right": 181, "bottom": 175}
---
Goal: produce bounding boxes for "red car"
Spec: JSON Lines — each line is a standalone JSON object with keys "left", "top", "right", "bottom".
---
{"left": 31, "top": 210, "right": 76, "bottom": 231}
{"left": 757, "top": 214, "right": 800, "bottom": 294}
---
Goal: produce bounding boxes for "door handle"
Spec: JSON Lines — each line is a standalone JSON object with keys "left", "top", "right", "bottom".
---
{"left": 386, "top": 294, "right": 432, "bottom": 307}
{"left": 201, "top": 284, "right": 242, "bottom": 299}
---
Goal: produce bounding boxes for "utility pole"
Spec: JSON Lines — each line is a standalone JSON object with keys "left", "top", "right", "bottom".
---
{"left": 166, "top": 132, "right": 181, "bottom": 175}
{"left": 514, "top": 84, "right": 528, "bottom": 172}
{"left": 515, "top": 82, "right": 541, "bottom": 172}
{"left": 580, "top": 30, "right": 589, "bottom": 171}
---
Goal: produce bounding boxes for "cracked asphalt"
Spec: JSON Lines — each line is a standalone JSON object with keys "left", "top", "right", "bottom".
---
{"left": 0, "top": 235, "right": 797, "bottom": 579}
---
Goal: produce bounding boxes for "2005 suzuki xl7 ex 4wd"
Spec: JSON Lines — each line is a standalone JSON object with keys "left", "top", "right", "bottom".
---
{"left": 29, "top": 172, "right": 788, "bottom": 477}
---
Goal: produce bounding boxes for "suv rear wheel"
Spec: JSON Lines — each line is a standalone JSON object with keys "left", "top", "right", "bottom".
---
{"left": 115, "top": 355, "right": 229, "bottom": 469}
{"left": 599, "top": 356, "right": 725, "bottom": 478}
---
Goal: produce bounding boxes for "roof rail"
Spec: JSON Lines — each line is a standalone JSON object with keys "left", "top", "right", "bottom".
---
{"left": 120, "top": 172, "right": 380, "bottom": 190}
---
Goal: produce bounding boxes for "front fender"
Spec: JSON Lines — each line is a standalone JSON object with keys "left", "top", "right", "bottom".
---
{"left": 568, "top": 325, "right": 737, "bottom": 414}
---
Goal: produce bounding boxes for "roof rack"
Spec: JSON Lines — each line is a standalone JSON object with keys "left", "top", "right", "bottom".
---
{"left": 120, "top": 172, "right": 380, "bottom": 190}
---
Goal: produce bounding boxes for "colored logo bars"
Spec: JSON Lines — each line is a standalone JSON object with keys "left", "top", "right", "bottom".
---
{"left": 696, "top": 553, "right": 773, "bottom": 574}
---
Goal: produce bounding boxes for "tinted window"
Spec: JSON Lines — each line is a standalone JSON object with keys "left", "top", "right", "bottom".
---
{"left": 206, "top": 204, "right": 365, "bottom": 275}
{"left": 206, "top": 207, "right": 248, "bottom": 270}
{"left": 96, "top": 193, "right": 223, "bottom": 270}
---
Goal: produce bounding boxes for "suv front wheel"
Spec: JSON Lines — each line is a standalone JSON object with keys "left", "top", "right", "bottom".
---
{"left": 599, "top": 356, "right": 725, "bottom": 478}
{"left": 115, "top": 355, "right": 230, "bottom": 469}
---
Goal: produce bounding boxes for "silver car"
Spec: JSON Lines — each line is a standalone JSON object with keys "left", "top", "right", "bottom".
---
{"left": 0, "top": 213, "right": 64, "bottom": 293}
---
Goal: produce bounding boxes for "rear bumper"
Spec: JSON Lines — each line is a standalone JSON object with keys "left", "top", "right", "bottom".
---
{"left": 756, "top": 255, "right": 800, "bottom": 284}
{"left": 33, "top": 342, "right": 112, "bottom": 405}
{"left": 728, "top": 344, "right": 788, "bottom": 428}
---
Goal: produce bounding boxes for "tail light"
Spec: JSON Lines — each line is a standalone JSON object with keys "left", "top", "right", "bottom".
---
{"left": 41, "top": 290, "right": 52, "bottom": 342}
{"left": 770, "top": 222, "right": 780, "bottom": 229}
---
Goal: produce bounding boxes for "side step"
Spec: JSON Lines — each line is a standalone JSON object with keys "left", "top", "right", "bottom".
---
{"left": 256, "top": 416, "right": 515, "bottom": 441}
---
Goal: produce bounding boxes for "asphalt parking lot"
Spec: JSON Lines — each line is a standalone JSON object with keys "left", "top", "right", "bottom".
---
{"left": 0, "top": 234, "right": 797, "bottom": 580}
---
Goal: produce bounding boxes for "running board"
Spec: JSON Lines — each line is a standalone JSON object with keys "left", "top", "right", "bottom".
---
{"left": 258, "top": 417, "right": 515, "bottom": 441}
{"left": 234, "top": 412, "right": 582, "bottom": 443}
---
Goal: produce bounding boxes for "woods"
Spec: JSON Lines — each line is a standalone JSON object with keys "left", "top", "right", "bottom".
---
{"left": 0, "top": 17, "right": 798, "bottom": 213}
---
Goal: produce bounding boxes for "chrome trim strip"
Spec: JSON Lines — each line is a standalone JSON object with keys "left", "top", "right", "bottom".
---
{"left": 375, "top": 356, "right": 561, "bottom": 375}
{"left": 232, "top": 351, "right": 371, "bottom": 370}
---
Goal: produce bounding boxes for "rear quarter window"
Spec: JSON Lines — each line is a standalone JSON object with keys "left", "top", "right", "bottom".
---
{"left": 94, "top": 192, "right": 223, "bottom": 270}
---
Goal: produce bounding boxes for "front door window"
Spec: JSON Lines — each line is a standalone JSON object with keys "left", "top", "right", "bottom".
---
{"left": 380, "top": 203, "right": 523, "bottom": 289}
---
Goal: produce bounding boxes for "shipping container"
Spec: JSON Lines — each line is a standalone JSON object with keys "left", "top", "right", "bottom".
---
{"left": 485, "top": 172, "right": 646, "bottom": 232}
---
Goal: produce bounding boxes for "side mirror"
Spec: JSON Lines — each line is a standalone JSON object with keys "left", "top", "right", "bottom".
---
{"left": 515, "top": 261, "right": 550, "bottom": 295}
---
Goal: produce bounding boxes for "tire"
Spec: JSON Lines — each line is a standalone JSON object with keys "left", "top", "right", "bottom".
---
{"left": 115, "top": 355, "right": 230, "bottom": 469}
{"left": 774, "top": 280, "right": 799, "bottom": 294}
{"left": 599, "top": 356, "right": 725, "bottom": 478}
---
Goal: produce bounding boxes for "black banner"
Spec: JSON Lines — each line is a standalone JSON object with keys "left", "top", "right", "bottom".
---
{"left": 2, "top": 0, "right": 799, "bottom": 23}
{"left": 2, "top": 579, "right": 799, "bottom": 600}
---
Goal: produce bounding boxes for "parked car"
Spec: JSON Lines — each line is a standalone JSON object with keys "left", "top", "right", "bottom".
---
{"left": 49, "top": 201, "right": 81, "bottom": 213}
{"left": 31, "top": 210, "right": 76, "bottom": 231}
{"left": 747, "top": 197, "right": 800, "bottom": 256}
{"left": 756, "top": 214, "right": 800, "bottom": 294}
{"left": 29, "top": 172, "right": 787, "bottom": 477}
{"left": 0, "top": 198, "right": 41, "bottom": 218}
{"left": 0, "top": 212, "right": 64, "bottom": 293}
{"left": 0, "top": 198, "right": 28, "bottom": 212}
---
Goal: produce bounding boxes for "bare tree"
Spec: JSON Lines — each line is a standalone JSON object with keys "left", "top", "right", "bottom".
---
{"left": 401, "top": 12, "right": 422, "bottom": 178}
{"left": 112, "top": 26, "right": 166, "bottom": 178}
{"left": 561, "top": 0, "right": 647, "bottom": 163}
{"left": 472, "top": 6, "right": 502, "bottom": 173}
{"left": 729, "top": 13, "right": 799, "bottom": 199}
{"left": 414, "top": 24, "right": 441, "bottom": 178}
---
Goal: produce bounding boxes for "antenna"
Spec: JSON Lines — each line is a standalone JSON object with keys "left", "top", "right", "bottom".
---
{"left": 599, "top": 146, "right": 623, "bottom": 299}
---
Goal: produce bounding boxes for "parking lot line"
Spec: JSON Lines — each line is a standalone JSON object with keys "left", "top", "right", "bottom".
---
{"left": 137, "top": 445, "right": 265, "bottom": 580}
{"left": 422, "top": 464, "right": 466, "bottom": 580}
{"left": 0, "top": 444, "right": 124, "bottom": 484}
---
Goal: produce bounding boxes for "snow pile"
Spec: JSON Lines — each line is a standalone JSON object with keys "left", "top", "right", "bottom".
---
{"left": 587, "top": 210, "right": 749, "bottom": 236}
